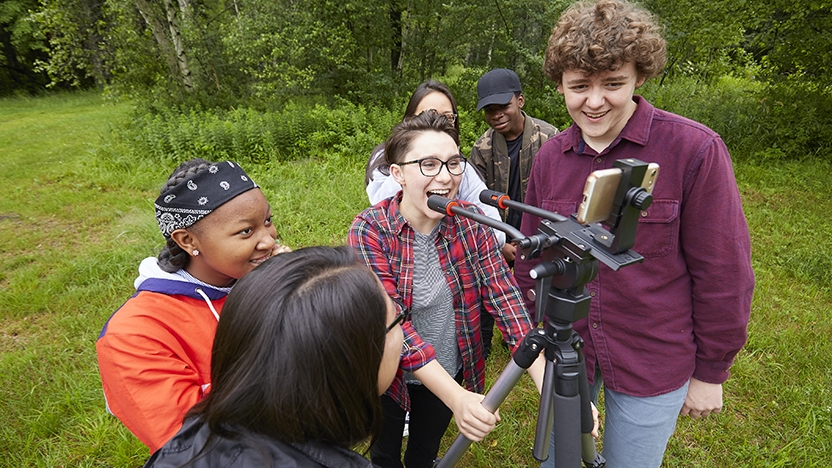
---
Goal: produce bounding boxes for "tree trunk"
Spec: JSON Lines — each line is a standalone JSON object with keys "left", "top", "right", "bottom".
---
{"left": 134, "top": 0, "right": 192, "bottom": 92}
{"left": 134, "top": 0, "right": 179, "bottom": 86}
{"left": 163, "top": 0, "right": 193, "bottom": 91}
{"left": 390, "top": 1, "right": 403, "bottom": 75}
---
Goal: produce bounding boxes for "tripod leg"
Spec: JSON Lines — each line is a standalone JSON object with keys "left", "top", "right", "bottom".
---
{"left": 578, "top": 359, "right": 605, "bottom": 467}
{"left": 533, "top": 359, "right": 556, "bottom": 461}
{"left": 435, "top": 361, "right": 526, "bottom": 468}
{"left": 435, "top": 329, "right": 548, "bottom": 468}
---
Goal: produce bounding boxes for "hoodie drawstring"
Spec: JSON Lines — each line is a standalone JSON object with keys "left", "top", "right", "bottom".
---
{"left": 194, "top": 288, "right": 221, "bottom": 321}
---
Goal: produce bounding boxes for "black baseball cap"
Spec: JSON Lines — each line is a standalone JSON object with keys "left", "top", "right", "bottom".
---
{"left": 476, "top": 68, "right": 522, "bottom": 111}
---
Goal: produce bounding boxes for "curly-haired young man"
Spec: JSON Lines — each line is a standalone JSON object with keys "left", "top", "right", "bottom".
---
{"left": 514, "top": 1, "right": 755, "bottom": 466}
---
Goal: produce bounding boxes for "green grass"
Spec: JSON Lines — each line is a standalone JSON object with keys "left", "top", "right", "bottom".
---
{"left": 1, "top": 91, "right": 831, "bottom": 467}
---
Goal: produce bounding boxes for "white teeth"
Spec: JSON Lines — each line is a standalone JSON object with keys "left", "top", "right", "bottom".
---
{"left": 586, "top": 111, "right": 607, "bottom": 118}
{"left": 428, "top": 190, "right": 450, "bottom": 196}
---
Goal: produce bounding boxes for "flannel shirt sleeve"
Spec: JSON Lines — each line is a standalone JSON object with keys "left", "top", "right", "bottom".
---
{"left": 472, "top": 214, "right": 534, "bottom": 350}
{"left": 347, "top": 213, "right": 436, "bottom": 372}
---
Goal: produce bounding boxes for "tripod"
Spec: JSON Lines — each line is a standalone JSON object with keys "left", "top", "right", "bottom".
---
{"left": 429, "top": 158, "right": 654, "bottom": 468}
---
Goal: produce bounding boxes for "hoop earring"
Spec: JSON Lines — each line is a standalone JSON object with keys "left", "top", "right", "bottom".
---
{"left": 192, "top": 250, "right": 200, "bottom": 256}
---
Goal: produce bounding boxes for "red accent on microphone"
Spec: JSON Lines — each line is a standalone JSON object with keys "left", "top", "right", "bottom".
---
{"left": 446, "top": 201, "right": 460, "bottom": 216}
{"left": 495, "top": 194, "right": 510, "bottom": 210}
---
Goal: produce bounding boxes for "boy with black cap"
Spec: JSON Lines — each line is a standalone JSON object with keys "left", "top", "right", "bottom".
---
{"left": 469, "top": 68, "right": 557, "bottom": 359}
{"left": 470, "top": 68, "right": 558, "bottom": 262}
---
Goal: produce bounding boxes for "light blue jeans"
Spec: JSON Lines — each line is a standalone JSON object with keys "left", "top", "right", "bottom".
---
{"left": 540, "top": 369, "right": 689, "bottom": 468}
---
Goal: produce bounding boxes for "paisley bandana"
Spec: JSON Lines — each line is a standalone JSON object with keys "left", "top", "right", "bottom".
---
{"left": 154, "top": 161, "right": 259, "bottom": 239}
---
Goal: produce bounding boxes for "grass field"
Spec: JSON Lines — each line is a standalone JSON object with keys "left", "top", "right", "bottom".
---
{"left": 1, "top": 91, "right": 830, "bottom": 467}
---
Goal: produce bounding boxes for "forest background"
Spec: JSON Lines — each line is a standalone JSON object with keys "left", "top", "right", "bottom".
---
{"left": 1, "top": 0, "right": 831, "bottom": 466}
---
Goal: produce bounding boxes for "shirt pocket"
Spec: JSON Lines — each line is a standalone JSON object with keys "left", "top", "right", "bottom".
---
{"left": 634, "top": 199, "right": 679, "bottom": 258}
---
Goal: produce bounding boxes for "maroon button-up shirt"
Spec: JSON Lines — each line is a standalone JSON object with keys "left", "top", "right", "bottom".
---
{"left": 514, "top": 96, "right": 754, "bottom": 397}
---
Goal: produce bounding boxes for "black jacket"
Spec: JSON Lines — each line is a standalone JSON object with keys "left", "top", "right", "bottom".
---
{"left": 143, "top": 418, "right": 377, "bottom": 468}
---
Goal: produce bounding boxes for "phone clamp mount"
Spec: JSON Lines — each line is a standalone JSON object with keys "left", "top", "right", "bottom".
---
{"left": 429, "top": 158, "right": 654, "bottom": 468}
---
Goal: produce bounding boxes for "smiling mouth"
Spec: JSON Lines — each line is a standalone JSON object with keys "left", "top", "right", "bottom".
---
{"left": 585, "top": 110, "right": 609, "bottom": 119}
{"left": 250, "top": 253, "right": 271, "bottom": 265}
{"left": 427, "top": 189, "right": 451, "bottom": 198}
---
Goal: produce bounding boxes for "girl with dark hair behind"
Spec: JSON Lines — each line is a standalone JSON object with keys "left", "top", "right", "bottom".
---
{"left": 143, "top": 246, "right": 404, "bottom": 467}
{"left": 349, "top": 111, "right": 547, "bottom": 468}
{"left": 96, "top": 159, "right": 290, "bottom": 453}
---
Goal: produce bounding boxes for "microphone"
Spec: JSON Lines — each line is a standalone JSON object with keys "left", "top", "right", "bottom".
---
{"left": 427, "top": 195, "right": 524, "bottom": 241}
{"left": 426, "top": 195, "right": 459, "bottom": 216}
{"left": 479, "top": 190, "right": 568, "bottom": 224}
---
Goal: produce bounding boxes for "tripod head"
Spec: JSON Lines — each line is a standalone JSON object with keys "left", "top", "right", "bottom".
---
{"left": 430, "top": 158, "right": 654, "bottom": 326}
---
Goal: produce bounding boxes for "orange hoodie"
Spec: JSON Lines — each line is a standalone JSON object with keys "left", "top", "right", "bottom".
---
{"left": 96, "top": 263, "right": 227, "bottom": 453}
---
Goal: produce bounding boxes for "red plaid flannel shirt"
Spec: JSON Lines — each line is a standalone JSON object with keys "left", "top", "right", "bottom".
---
{"left": 348, "top": 193, "right": 534, "bottom": 411}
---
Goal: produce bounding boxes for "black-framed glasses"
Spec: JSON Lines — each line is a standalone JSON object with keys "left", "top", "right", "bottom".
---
{"left": 398, "top": 155, "right": 467, "bottom": 177}
{"left": 386, "top": 309, "right": 408, "bottom": 332}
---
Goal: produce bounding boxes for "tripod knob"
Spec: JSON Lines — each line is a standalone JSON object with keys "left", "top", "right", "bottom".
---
{"left": 632, "top": 189, "right": 653, "bottom": 210}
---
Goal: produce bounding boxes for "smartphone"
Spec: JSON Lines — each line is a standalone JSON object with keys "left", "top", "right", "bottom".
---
{"left": 640, "top": 163, "right": 660, "bottom": 194}
{"left": 576, "top": 163, "right": 660, "bottom": 224}
{"left": 576, "top": 168, "right": 621, "bottom": 225}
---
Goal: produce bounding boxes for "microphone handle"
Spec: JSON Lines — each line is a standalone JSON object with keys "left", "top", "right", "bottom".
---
{"left": 479, "top": 190, "right": 568, "bottom": 224}
{"left": 427, "top": 195, "right": 524, "bottom": 241}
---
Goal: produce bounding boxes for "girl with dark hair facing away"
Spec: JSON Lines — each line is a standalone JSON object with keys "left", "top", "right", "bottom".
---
{"left": 143, "top": 246, "right": 403, "bottom": 467}
{"left": 365, "top": 80, "right": 506, "bottom": 247}
{"left": 96, "top": 159, "right": 290, "bottom": 453}
{"left": 349, "top": 111, "right": 548, "bottom": 468}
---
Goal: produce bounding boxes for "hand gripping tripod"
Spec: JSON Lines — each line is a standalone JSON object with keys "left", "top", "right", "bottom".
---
{"left": 429, "top": 158, "right": 655, "bottom": 468}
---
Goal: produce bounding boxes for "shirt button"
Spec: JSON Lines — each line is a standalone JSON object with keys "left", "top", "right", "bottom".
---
{"left": 590, "top": 291, "right": 596, "bottom": 297}
{"left": 595, "top": 157, "right": 603, "bottom": 164}
{"left": 592, "top": 322, "right": 599, "bottom": 329}
{"left": 641, "top": 211, "right": 648, "bottom": 217}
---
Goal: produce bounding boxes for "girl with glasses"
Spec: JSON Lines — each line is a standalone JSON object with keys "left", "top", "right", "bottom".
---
{"left": 144, "top": 246, "right": 403, "bottom": 467}
{"left": 365, "top": 80, "right": 506, "bottom": 248}
{"left": 349, "top": 111, "right": 545, "bottom": 468}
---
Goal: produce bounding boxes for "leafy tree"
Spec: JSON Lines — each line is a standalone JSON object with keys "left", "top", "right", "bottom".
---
{"left": 32, "top": 0, "right": 110, "bottom": 88}
{"left": 746, "top": 0, "right": 832, "bottom": 89}
{"left": 0, "top": 0, "right": 50, "bottom": 94}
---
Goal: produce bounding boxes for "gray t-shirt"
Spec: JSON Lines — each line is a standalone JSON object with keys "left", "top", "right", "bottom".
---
{"left": 404, "top": 226, "right": 462, "bottom": 385}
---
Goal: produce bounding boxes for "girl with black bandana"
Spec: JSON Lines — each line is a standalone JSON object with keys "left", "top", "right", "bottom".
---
{"left": 96, "top": 158, "right": 289, "bottom": 454}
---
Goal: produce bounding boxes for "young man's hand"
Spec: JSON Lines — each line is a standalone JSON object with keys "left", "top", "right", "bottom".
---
{"left": 680, "top": 378, "right": 723, "bottom": 419}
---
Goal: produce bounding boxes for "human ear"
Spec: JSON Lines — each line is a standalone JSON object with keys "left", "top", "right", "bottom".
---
{"left": 556, "top": 82, "right": 564, "bottom": 95}
{"left": 517, "top": 94, "right": 525, "bottom": 108}
{"left": 171, "top": 229, "right": 198, "bottom": 256}
{"left": 390, "top": 164, "right": 406, "bottom": 186}
{"left": 636, "top": 75, "right": 647, "bottom": 88}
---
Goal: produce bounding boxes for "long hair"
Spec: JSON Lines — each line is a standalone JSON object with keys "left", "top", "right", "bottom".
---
{"left": 384, "top": 110, "right": 459, "bottom": 166}
{"left": 156, "top": 158, "right": 213, "bottom": 273}
{"left": 188, "top": 246, "right": 389, "bottom": 449}
{"left": 367, "top": 80, "right": 460, "bottom": 183}
{"left": 544, "top": 0, "right": 666, "bottom": 84}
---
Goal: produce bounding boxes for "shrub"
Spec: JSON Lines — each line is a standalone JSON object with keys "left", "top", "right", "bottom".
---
{"left": 117, "top": 101, "right": 400, "bottom": 166}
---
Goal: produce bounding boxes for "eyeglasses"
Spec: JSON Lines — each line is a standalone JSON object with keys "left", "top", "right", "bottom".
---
{"left": 386, "top": 309, "right": 408, "bottom": 333}
{"left": 398, "top": 155, "right": 467, "bottom": 177}
{"left": 443, "top": 112, "right": 458, "bottom": 125}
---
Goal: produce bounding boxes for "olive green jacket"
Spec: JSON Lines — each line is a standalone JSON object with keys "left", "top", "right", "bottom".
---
{"left": 469, "top": 112, "right": 558, "bottom": 220}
